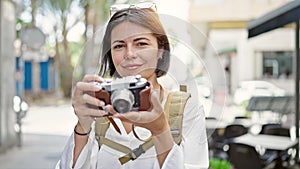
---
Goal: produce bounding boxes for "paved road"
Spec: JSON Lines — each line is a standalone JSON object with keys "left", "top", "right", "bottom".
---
{"left": 0, "top": 102, "right": 77, "bottom": 169}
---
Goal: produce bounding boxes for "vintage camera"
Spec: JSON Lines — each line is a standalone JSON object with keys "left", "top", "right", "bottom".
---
{"left": 90, "top": 75, "right": 151, "bottom": 114}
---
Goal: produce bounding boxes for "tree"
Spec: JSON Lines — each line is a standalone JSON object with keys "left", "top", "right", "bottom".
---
{"left": 37, "top": 0, "right": 84, "bottom": 97}
{"left": 36, "top": 0, "right": 115, "bottom": 97}
{"left": 77, "top": 0, "right": 115, "bottom": 79}
{"left": 29, "top": 0, "right": 136, "bottom": 97}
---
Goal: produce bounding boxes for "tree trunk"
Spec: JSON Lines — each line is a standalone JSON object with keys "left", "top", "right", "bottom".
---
{"left": 59, "top": 22, "right": 73, "bottom": 98}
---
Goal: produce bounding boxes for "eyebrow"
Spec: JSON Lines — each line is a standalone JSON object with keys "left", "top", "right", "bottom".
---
{"left": 112, "top": 40, "right": 125, "bottom": 45}
{"left": 133, "top": 37, "right": 151, "bottom": 42}
{"left": 111, "top": 36, "right": 151, "bottom": 45}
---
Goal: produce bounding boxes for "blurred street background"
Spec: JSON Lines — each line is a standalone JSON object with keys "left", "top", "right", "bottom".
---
{"left": 1, "top": 0, "right": 300, "bottom": 169}
{"left": 0, "top": 93, "right": 77, "bottom": 169}
{"left": 0, "top": 92, "right": 242, "bottom": 169}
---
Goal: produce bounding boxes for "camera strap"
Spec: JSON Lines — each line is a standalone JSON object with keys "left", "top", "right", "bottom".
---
{"left": 131, "top": 123, "right": 153, "bottom": 142}
{"left": 107, "top": 117, "right": 121, "bottom": 134}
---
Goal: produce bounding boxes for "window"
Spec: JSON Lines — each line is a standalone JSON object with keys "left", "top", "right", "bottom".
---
{"left": 262, "top": 51, "right": 293, "bottom": 78}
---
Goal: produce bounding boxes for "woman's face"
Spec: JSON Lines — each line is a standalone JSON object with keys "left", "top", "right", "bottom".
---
{"left": 110, "top": 21, "right": 162, "bottom": 79}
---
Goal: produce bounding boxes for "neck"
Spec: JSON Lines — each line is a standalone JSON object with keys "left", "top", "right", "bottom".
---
{"left": 146, "top": 73, "right": 160, "bottom": 89}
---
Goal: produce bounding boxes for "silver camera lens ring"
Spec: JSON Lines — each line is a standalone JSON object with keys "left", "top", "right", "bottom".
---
{"left": 111, "top": 89, "right": 134, "bottom": 114}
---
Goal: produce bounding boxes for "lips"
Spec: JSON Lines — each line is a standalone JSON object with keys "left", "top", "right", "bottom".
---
{"left": 123, "top": 63, "right": 143, "bottom": 70}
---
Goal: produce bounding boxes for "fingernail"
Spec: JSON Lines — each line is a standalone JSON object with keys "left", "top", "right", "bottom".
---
{"left": 100, "top": 101, "right": 105, "bottom": 106}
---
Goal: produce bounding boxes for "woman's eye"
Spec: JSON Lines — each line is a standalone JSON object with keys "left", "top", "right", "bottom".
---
{"left": 113, "top": 44, "right": 125, "bottom": 49}
{"left": 137, "top": 42, "right": 148, "bottom": 47}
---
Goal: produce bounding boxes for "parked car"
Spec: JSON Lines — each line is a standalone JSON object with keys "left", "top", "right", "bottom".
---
{"left": 233, "top": 80, "right": 286, "bottom": 105}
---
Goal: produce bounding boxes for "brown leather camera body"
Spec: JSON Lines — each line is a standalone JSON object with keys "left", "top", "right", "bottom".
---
{"left": 92, "top": 83, "right": 151, "bottom": 112}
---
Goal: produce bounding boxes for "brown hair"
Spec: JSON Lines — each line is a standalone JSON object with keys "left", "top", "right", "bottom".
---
{"left": 98, "top": 8, "right": 170, "bottom": 78}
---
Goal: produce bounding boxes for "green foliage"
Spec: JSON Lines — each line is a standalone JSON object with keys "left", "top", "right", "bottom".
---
{"left": 240, "top": 100, "right": 250, "bottom": 117}
{"left": 16, "top": 18, "right": 30, "bottom": 39}
{"left": 209, "top": 158, "right": 232, "bottom": 169}
{"left": 70, "top": 39, "right": 85, "bottom": 67}
{"left": 41, "top": 0, "right": 73, "bottom": 14}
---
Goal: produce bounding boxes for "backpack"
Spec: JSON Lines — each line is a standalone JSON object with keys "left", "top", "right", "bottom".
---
{"left": 94, "top": 85, "right": 191, "bottom": 165}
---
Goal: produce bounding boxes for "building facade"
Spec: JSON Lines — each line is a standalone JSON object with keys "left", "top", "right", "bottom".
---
{"left": 189, "top": 0, "right": 295, "bottom": 96}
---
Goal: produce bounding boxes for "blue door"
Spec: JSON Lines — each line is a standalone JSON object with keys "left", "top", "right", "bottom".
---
{"left": 40, "top": 60, "right": 49, "bottom": 91}
{"left": 24, "top": 61, "right": 32, "bottom": 90}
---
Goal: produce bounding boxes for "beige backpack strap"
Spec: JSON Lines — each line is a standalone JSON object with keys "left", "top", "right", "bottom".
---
{"left": 164, "top": 87, "right": 191, "bottom": 145}
{"left": 95, "top": 117, "right": 122, "bottom": 148}
{"left": 95, "top": 117, "right": 110, "bottom": 148}
{"left": 98, "top": 135, "right": 132, "bottom": 154}
{"left": 95, "top": 117, "right": 154, "bottom": 165}
{"left": 118, "top": 140, "right": 154, "bottom": 165}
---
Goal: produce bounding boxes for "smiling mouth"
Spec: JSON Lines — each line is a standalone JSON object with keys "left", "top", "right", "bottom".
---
{"left": 123, "top": 64, "right": 142, "bottom": 70}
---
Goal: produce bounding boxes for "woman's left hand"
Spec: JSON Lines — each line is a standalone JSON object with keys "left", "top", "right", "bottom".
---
{"left": 107, "top": 88, "right": 169, "bottom": 136}
{"left": 107, "top": 88, "right": 174, "bottom": 165}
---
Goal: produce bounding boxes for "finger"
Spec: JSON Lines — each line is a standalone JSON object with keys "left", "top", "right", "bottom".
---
{"left": 82, "top": 93, "right": 105, "bottom": 107}
{"left": 150, "top": 85, "right": 161, "bottom": 93}
{"left": 82, "top": 74, "right": 104, "bottom": 83}
{"left": 113, "top": 111, "right": 142, "bottom": 124}
{"left": 115, "top": 109, "right": 162, "bottom": 125}
{"left": 89, "top": 109, "right": 111, "bottom": 117}
{"left": 75, "top": 81, "right": 102, "bottom": 93}
{"left": 76, "top": 106, "right": 111, "bottom": 118}
{"left": 105, "top": 104, "right": 141, "bottom": 123}
{"left": 105, "top": 105, "right": 118, "bottom": 115}
{"left": 149, "top": 90, "right": 164, "bottom": 113}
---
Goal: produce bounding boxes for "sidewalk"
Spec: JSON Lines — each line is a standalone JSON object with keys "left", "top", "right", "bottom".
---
{"left": 0, "top": 133, "right": 68, "bottom": 169}
{"left": 0, "top": 94, "right": 77, "bottom": 169}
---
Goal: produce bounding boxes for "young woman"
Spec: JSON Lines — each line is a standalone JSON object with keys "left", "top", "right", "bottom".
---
{"left": 56, "top": 2, "right": 208, "bottom": 169}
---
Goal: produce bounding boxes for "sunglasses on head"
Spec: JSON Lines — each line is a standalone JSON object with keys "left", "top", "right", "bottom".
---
{"left": 110, "top": 1, "right": 157, "bottom": 17}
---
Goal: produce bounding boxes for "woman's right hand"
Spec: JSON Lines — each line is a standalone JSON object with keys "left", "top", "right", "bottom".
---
{"left": 72, "top": 74, "right": 107, "bottom": 133}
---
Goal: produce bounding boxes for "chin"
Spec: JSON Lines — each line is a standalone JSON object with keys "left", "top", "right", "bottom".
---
{"left": 118, "top": 69, "right": 155, "bottom": 79}
{"left": 119, "top": 69, "right": 141, "bottom": 77}
{"left": 119, "top": 72, "right": 139, "bottom": 77}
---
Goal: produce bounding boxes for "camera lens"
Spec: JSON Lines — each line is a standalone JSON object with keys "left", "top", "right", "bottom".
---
{"left": 111, "top": 89, "right": 134, "bottom": 114}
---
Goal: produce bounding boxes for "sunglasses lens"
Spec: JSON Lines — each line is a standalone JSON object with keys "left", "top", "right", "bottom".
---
{"left": 111, "top": 4, "right": 130, "bottom": 11}
{"left": 136, "top": 2, "right": 155, "bottom": 9}
{"left": 110, "top": 4, "right": 130, "bottom": 16}
{"left": 110, "top": 2, "right": 156, "bottom": 17}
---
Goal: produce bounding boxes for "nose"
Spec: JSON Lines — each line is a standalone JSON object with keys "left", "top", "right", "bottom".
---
{"left": 125, "top": 44, "right": 136, "bottom": 59}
